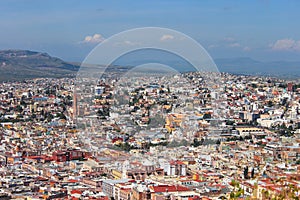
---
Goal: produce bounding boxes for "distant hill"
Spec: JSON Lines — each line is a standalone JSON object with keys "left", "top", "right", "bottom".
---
{"left": 113, "top": 50, "right": 300, "bottom": 78}
{"left": 0, "top": 50, "right": 79, "bottom": 81}
{"left": 215, "top": 57, "right": 300, "bottom": 79}
{"left": 1, "top": 49, "right": 300, "bottom": 81}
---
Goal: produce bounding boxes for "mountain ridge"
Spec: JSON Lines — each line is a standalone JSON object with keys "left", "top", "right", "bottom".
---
{"left": 1, "top": 49, "right": 300, "bottom": 81}
{"left": 0, "top": 49, "right": 79, "bottom": 81}
{"left": 215, "top": 57, "right": 300, "bottom": 79}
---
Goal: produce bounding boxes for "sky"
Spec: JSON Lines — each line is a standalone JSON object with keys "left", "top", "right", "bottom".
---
{"left": 1, "top": 0, "right": 300, "bottom": 62}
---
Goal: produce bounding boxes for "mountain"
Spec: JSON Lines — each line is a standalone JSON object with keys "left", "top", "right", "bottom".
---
{"left": 1, "top": 49, "right": 300, "bottom": 81}
{"left": 215, "top": 57, "right": 300, "bottom": 79}
{"left": 113, "top": 50, "right": 300, "bottom": 78}
{"left": 0, "top": 50, "right": 79, "bottom": 81}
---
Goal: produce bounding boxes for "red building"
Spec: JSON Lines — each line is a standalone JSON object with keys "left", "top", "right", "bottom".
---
{"left": 287, "top": 82, "right": 293, "bottom": 92}
{"left": 52, "top": 149, "right": 85, "bottom": 162}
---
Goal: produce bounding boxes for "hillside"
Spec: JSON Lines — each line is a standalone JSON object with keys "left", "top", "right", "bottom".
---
{"left": 0, "top": 50, "right": 79, "bottom": 81}
{"left": 1, "top": 49, "right": 300, "bottom": 81}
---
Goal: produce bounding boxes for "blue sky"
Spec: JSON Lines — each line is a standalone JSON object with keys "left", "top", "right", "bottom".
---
{"left": 0, "top": 0, "right": 300, "bottom": 62}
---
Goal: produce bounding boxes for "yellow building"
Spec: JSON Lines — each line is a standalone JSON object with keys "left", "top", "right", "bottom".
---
{"left": 112, "top": 169, "right": 123, "bottom": 179}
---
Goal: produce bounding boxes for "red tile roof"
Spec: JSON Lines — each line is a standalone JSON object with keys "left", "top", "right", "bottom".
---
{"left": 169, "top": 160, "right": 185, "bottom": 165}
{"left": 71, "top": 189, "right": 82, "bottom": 194}
{"left": 149, "top": 185, "right": 190, "bottom": 193}
{"left": 68, "top": 179, "right": 79, "bottom": 183}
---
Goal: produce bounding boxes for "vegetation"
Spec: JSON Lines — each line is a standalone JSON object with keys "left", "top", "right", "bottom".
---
{"left": 229, "top": 180, "right": 244, "bottom": 200}
{"left": 0, "top": 50, "right": 79, "bottom": 81}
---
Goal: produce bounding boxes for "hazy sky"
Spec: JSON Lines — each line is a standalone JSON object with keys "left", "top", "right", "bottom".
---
{"left": 1, "top": 0, "right": 300, "bottom": 62}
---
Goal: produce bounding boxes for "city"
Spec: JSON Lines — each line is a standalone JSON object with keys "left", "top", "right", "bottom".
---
{"left": 1, "top": 1, "right": 300, "bottom": 199}
{"left": 0, "top": 71, "right": 299, "bottom": 199}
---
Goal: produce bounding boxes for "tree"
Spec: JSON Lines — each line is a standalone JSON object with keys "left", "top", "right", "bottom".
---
{"left": 57, "top": 112, "right": 67, "bottom": 120}
{"left": 203, "top": 113, "right": 211, "bottom": 119}
{"left": 46, "top": 113, "right": 54, "bottom": 122}
{"left": 261, "top": 189, "right": 270, "bottom": 199}
{"left": 192, "top": 139, "right": 200, "bottom": 147}
{"left": 15, "top": 105, "right": 23, "bottom": 113}
{"left": 226, "top": 120, "right": 235, "bottom": 125}
{"left": 267, "top": 100, "right": 274, "bottom": 107}
{"left": 230, "top": 180, "right": 244, "bottom": 200}
{"left": 20, "top": 100, "right": 27, "bottom": 106}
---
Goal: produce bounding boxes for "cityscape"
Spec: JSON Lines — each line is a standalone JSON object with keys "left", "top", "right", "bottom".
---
{"left": 0, "top": 1, "right": 300, "bottom": 200}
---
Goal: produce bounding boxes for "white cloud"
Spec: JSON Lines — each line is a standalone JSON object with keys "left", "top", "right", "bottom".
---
{"left": 160, "top": 34, "right": 174, "bottom": 41}
{"left": 123, "top": 40, "right": 138, "bottom": 46}
{"left": 209, "top": 37, "right": 251, "bottom": 51}
{"left": 223, "top": 37, "right": 236, "bottom": 42}
{"left": 81, "top": 34, "right": 105, "bottom": 44}
{"left": 114, "top": 40, "right": 141, "bottom": 46}
{"left": 229, "top": 42, "right": 241, "bottom": 47}
{"left": 243, "top": 46, "right": 251, "bottom": 51}
{"left": 270, "top": 38, "right": 300, "bottom": 51}
{"left": 223, "top": 37, "right": 248, "bottom": 49}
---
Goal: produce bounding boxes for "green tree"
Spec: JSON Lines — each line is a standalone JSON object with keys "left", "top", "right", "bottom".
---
{"left": 203, "top": 113, "right": 211, "bottom": 119}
